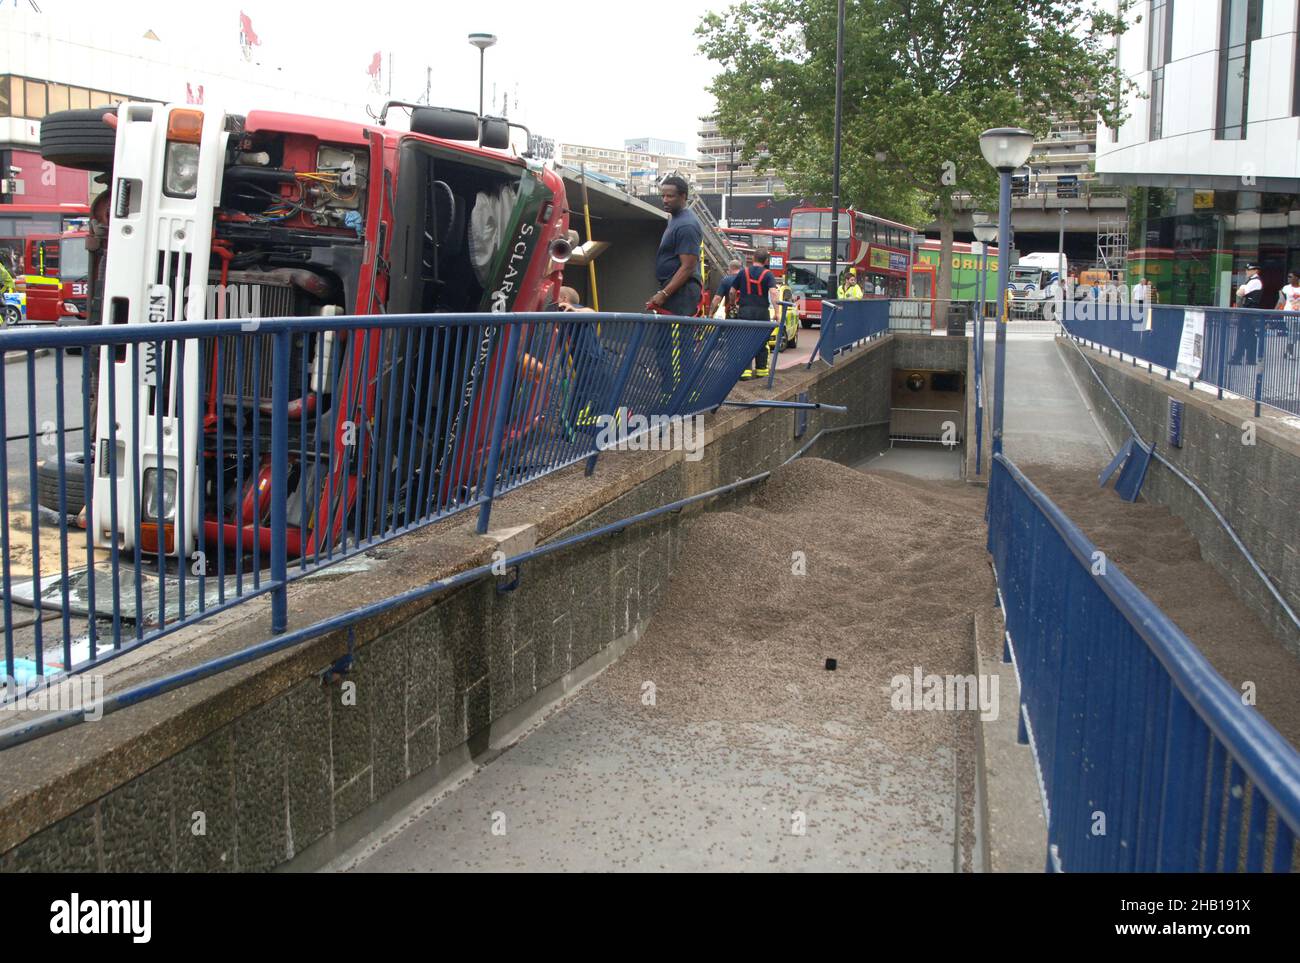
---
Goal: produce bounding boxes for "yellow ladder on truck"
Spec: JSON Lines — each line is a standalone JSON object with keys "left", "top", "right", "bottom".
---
{"left": 687, "top": 193, "right": 743, "bottom": 282}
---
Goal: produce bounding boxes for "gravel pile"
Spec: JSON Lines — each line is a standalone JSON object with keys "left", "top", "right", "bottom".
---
{"left": 1021, "top": 464, "right": 1300, "bottom": 750}
{"left": 585, "top": 457, "right": 995, "bottom": 868}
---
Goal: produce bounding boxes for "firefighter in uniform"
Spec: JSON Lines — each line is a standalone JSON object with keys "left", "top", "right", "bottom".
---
{"left": 736, "top": 250, "right": 777, "bottom": 380}
{"left": 710, "top": 259, "right": 743, "bottom": 318}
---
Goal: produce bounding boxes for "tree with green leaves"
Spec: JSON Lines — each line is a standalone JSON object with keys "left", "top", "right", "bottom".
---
{"left": 697, "top": 0, "right": 1135, "bottom": 303}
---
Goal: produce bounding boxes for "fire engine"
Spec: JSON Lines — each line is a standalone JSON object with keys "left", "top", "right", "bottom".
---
{"left": 23, "top": 230, "right": 91, "bottom": 324}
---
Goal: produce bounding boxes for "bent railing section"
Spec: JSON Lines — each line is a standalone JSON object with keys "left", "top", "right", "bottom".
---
{"left": 0, "top": 311, "right": 770, "bottom": 691}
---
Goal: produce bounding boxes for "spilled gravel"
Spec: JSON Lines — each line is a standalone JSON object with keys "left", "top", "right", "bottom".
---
{"left": 1020, "top": 464, "right": 1300, "bottom": 750}
{"left": 585, "top": 457, "right": 995, "bottom": 869}
{"left": 348, "top": 457, "right": 998, "bottom": 872}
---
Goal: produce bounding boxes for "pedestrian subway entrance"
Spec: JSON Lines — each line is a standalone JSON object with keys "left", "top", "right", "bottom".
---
{"left": 332, "top": 458, "right": 996, "bottom": 872}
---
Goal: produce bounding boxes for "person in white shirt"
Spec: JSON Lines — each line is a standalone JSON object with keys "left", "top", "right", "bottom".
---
{"left": 1132, "top": 277, "right": 1151, "bottom": 305}
{"left": 1276, "top": 268, "right": 1300, "bottom": 359}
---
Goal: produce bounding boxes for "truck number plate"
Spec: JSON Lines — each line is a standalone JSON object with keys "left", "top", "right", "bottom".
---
{"left": 144, "top": 283, "right": 170, "bottom": 386}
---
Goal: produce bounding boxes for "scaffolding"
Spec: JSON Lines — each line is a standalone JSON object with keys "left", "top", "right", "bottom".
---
{"left": 1096, "top": 218, "right": 1129, "bottom": 283}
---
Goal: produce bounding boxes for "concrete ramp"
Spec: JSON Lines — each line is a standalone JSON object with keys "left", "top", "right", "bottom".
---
{"left": 989, "top": 335, "right": 1113, "bottom": 468}
{"left": 343, "top": 707, "right": 957, "bottom": 873}
{"left": 328, "top": 459, "right": 993, "bottom": 873}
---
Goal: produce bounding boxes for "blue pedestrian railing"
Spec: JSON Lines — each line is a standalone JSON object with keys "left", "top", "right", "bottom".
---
{"left": 0, "top": 311, "right": 770, "bottom": 693}
{"left": 807, "top": 298, "right": 977, "bottom": 369}
{"left": 1062, "top": 303, "right": 1300, "bottom": 417}
{"left": 987, "top": 452, "right": 1300, "bottom": 872}
{"left": 808, "top": 298, "right": 890, "bottom": 366}
{"left": 888, "top": 297, "right": 977, "bottom": 334}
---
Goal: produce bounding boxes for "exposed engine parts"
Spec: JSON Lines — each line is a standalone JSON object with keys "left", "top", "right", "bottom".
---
{"left": 218, "top": 135, "right": 369, "bottom": 240}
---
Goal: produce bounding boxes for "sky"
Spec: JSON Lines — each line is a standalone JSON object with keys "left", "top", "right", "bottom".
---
{"left": 35, "top": 0, "right": 736, "bottom": 153}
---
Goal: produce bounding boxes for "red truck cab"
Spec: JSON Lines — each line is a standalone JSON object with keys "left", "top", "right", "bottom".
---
{"left": 42, "top": 101, "right": 573, "bottom": 561}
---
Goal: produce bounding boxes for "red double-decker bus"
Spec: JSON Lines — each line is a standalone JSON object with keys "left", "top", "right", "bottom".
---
{"left": 785, "top": 207, "right": 916, "bottom": 325}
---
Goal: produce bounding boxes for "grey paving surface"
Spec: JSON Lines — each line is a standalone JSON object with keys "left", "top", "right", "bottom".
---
{"left": 339, "top": 694, "right": 957, "bottom": 873}
{"left": 980, "top": 654, "right": 1047, "bottom": 872}
{"left": 988, "top": 337, "right": 1112, "bottom": 469}
{"left": 977, "top": 334, "right": 1102, "bottom": 871}
{"left": 4, "top": 348, "right": 88, "bottom": 504}
{"left": 858, "top": 443, "right": 962, "bottom": 480}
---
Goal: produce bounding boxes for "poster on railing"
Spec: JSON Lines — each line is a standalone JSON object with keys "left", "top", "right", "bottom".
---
{"left": 1175, "top": 309, "right": 1204, "bottom": 379}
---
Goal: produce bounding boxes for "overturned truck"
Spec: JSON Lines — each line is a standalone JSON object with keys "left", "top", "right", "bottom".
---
{"left": 41, "top": 101, "right": 576, "bottom": 568}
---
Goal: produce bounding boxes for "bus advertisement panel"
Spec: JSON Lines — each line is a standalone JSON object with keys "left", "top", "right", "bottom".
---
{"left": 916, "top": 243, "right": 1002, "bottom": 302}
{"left": 721, "top": 227, "right": 788, "bottom": 278}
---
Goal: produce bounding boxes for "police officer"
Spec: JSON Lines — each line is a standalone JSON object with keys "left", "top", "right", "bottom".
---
{"left": 1230, "top": 262, "right": 1264, "bottom": 366}
{"left": 736, "top": 250, "right": 777, "bottom": 379}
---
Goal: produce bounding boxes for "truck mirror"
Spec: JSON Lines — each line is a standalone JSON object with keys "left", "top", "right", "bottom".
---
{"left": 479, "top": 117, "right": 510, "bottom": 150}
{"left": 410, "top": 107, "right": 480, "bottom": 141}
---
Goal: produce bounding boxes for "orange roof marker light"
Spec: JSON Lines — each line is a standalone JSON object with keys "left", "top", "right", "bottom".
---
{"left": 166, "top": 108, "right": 204, "bottom": 144}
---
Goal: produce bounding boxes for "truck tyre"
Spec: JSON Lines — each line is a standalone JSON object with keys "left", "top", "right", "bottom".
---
{"left": 36, "top": 451, "right": 89, "bottom": 516}
{"left": 40, "top": 109, "right": 117, "bottom": 172}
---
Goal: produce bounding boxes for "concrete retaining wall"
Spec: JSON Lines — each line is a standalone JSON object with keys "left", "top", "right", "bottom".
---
{"left": 2, "top": 334, "right": 899, "bottom": 872}
{"left": 893, "top": 333, "right": 968, "bottom": 375}
{"left": 1060, "top": 339, "right": 1300, "bottom": 657}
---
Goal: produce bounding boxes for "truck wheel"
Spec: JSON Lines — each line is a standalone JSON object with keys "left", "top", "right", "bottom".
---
{"left": 36, "top": 451, "right": 90, "bottom": 516}
{"left": 40, "top": 109, "right": 117, "bottom": 172}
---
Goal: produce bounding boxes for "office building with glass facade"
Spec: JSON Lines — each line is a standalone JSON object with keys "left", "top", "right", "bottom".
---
{"left": 1097, "top": 0, "right": 1300, "bottom": 306}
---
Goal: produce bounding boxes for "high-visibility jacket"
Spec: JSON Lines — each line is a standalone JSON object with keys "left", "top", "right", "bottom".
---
{"left": 838, "top": 281, "right": 862, "bottom": 299}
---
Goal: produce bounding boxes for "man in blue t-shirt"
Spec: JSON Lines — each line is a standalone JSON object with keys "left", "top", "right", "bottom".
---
{"left": 646, "top": 175, "right": 703, "bottom": 318}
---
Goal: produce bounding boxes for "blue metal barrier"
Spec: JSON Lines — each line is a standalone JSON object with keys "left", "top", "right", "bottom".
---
{"left": 0, "top": 311, "right": 770, "bottom": 694}
{"left": 1063, "top": 333, "right": 1300, "bottom": 638}
{"left": 1063, "top": 304, "right": 1300, "bottom": 417}
{"left": 809, "top": 298, "right": 890, "bottom": 366}
{"left": 987, "top": 452, "right": 1300, "bottom": 872}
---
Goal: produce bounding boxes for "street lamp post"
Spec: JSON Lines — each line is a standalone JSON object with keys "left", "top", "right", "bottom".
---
{"left": 979, "top": 127, "right": 1035, "bottom": 459}
{"left": 727, "top": 140, "right": 735, "bottom": 227}
{"left": 468, "top": 32, "right": 497, "bottom": 117}
{"left": 972, "top": 217, "right": 998, "bottom": 441}
{"left": 907, "top": 232, "right": 917, "bottom": 299}
{"left": 827, "top": 0, "right": 845, "bottom": 302}
{"left": 973, "top": 216, "right": 997, "bottom": 335}
{"left": 1057, "top": 207, "right": 1067, "bottom": 278}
